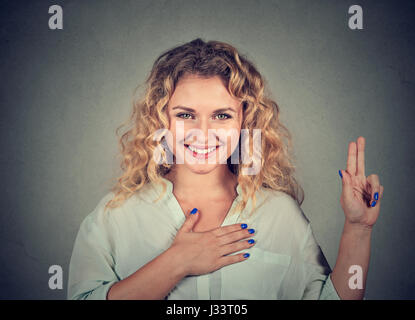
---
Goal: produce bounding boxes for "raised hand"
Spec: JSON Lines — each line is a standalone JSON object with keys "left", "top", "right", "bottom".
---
{"left": 338, "top": 136, "right": 384, "bottom": 229}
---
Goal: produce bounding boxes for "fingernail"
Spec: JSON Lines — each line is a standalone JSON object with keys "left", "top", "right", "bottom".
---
{"left": 243, "top": 253, "right": 250, "bottom": 258}
{"left": 338, "top": 170, "right": 343, "bottom": 178}
{"left": 190, "top": 208, "right": 198, "bottom": 214}
{"left": 371, "top": 201, "right": 376, "bottom": 207}
{"left": 241, "top": 223, "right": 247, "bottom": 229}
{"left": 248, "top": 239, "right": 255, "bottom": 244}
{"left": 248, "top": 228, "right": 255, "bottom": 234}
{"left": 374, "top": 192, "right": 379, "bottom": 200}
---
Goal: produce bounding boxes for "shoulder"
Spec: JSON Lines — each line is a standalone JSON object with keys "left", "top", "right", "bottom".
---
{"left": 70, "top": 192, "right": 120, "bottom": 251}
{"left": 257, "top": 187, "right": 310, "bottom": 230}
{"left": 81, "top": 183, "right": 161, "bottom": 227}
{"left": 92, "top": 182, "right": 157, "bottom": 215}
{"left": 260, "top": 188, "right": 300, "bottom": 210}
{"left": 252, "top": 187, "right": 313, "bottom": 254}
{"left": 79, "top": 192, "right": 117, "bottom": 231}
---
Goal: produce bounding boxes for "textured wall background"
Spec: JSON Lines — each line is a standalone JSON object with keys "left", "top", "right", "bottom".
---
{"left": 0, "top": 0, "right": 414, "bottom": 299}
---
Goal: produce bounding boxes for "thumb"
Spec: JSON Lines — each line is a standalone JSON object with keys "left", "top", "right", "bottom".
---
{"left": 179, "top": 208, "right": 200, "bottom": 233}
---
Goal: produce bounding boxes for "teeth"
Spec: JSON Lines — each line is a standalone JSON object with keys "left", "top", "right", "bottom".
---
{"left": 187, "top": 145, "right": 217, "bottom": 154}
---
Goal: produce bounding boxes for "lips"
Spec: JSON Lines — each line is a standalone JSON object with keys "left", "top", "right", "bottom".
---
{"left": 183, "top": 144, "right": 221, "bottom": 159}
{"left": 185, "top": 144, "right": 218, "bottom": 153}
{"left": 184, "top": 144, "right": 220, "bottom": 148}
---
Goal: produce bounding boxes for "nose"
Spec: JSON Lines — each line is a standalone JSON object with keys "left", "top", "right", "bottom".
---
{"left": 187, "top": 117, "right": 216, "bottom": 145}
{"left": 198, "top": 118, "right": 210, "bottom": 138}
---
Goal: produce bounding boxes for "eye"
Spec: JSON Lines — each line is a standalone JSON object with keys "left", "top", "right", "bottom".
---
{"left": 176, "top": 113, "right": 193, "bottom": 119}
{"left": 215, "top": 113, "right": 232, "bottom": 120}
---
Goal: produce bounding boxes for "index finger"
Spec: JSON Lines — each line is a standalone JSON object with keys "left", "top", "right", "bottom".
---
{"left": 357, "top": 136, "right": 365, "bottom": 177}
{"left": 211, "top": 223, "right": 248, "bottom": 237}
{"left": 346, "top": 141, "right": 357, "bottom": 176}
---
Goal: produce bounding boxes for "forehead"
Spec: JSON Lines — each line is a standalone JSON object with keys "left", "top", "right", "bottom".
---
{"left": 167, "top": 75, "right": 241, "bottom": 111}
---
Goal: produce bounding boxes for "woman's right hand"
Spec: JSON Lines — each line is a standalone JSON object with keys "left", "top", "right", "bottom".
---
{"left": 169, "top": 208, "right": 256, "bottom": 276}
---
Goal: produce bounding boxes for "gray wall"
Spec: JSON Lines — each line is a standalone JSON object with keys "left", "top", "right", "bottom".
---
{"left": 0, "top": 0, "right": 414, "bottom": 299}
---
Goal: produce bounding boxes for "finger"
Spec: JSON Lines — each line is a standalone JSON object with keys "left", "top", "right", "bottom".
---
{"left": 357, "top": 136, "right": 366, "bottom": 177}
{"left": 217, "top": 228, "right": 255, "bottom": 246}
{"left": 339, "top": 169, "right": 354, "bottom": 202}
{"left": 218, "top": 238, "right": 255, "bottom": 256}
{"left": 346, "top": 141, "right": 357, "bottom": 176}
{"left": 179, "top": 208, "right": 200, "bottom": 233}
{"left": 216, "top": 252, "right": 250, "bottom": 269}
{"left": 367, "top": 174, "right": 380, "bottom": 207}
{"left": 373, "top": 184, "right": 384, "bottom": 203}
{"left": 376, "top": 185, "right": 384, "bottom": 209}
{"left": 211, "top": 223, "right": 249, "bottom": 237}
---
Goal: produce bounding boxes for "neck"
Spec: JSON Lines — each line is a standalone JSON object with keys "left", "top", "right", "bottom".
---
{"left": 164, "top": 165, "right": 238, "bottom": 200}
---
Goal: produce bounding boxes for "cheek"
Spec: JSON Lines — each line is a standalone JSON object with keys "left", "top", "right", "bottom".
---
{"left": 168, "top": 119, "right": 187, "bottom": 142}
{"left": 218, "top": 123, "right": 241, "bottom": 151}
{"left": 226, "top": 121, "right": 242, "bottom": 154}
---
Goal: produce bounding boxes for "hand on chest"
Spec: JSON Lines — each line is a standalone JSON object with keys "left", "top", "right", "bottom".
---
{"left": 177, "top": 198, "right": 235, "bottom": 232}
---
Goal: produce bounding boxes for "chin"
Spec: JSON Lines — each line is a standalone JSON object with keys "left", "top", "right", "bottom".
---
{"left": 185, "top": 163, "right": 219, "bottom": 175}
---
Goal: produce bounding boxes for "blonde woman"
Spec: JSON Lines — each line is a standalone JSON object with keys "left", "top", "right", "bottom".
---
{"left": 67, "top": 38, "right": 384, "bottom": 300}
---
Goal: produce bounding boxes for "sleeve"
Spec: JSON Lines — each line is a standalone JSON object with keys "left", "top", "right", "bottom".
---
{"left": 67, "top": 195, "right": 121, "bottom": 300}
{"left": 300, "top": 223, "right": 341, "bottom": 300}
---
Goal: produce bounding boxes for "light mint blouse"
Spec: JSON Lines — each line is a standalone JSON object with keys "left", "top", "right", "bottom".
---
{"left": 67, "top": 177, "right": 341, "bottom": 300}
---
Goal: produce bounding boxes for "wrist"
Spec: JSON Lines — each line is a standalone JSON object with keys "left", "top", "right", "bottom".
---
{"left": 166, "top": 245, "right": 188, "bottom": 279}
{"left": 343, "top": 220, "right": 373, "bottom": 237}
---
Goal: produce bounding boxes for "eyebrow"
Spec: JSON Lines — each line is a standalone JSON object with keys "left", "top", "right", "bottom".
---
{"left": 172, "top": 105, "right": 237, "bottom": 113}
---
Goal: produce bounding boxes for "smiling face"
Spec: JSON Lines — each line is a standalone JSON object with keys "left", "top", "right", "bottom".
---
{"left": 165, "top": 74, "right": 243, "bottom": 174}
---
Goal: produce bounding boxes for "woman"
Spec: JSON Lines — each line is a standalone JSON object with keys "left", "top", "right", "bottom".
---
{"left": 67, "top": 38, "right": 384, "bottom": 300}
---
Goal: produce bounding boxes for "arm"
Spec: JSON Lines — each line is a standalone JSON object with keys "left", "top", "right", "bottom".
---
{"left": 330, "top": 221, "right": 372, "bottom": 300}
{"left": 68, "top": 192, "right": 188, "bottom": 300}
{"left": 107, "top": 245, "right": 186, "bottom": 300}
{"left": 333, "top": 137, "right": 384, "bottom": 299}
{"left": 68, "top": 204, "right": 187, "bottom": 300}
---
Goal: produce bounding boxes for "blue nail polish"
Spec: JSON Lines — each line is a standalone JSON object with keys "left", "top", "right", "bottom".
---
{"left": 190, "top": 208, "right": 198, "bottom": 214}
{"left": 339, "top": 170, "right": 343, "bottom": 178}
{"left": 371, "top": 201, "right": 376, "bottom": 207}
{"left": 374, "top": 192, "right": 379, "bottom": 201}
{"left": 248, "top": 239, "right": 255, "bottom": 244}
{"left": 241, "top": 223, "right": 247, "bottom": 229}
{"left": 243, "top": 253, "right": 250, "bottom": 258}
{"left": 248, "top": 228, "right": 255, "bottom": 234}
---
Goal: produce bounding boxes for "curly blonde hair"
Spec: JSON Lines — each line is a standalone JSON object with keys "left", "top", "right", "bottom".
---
{"left": 104, "top": 38, "right": 304, "bottom": 215}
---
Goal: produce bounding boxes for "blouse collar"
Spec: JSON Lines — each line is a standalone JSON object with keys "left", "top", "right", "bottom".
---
{"left": 150, "top": 176, "right": 246, "bottom": 225}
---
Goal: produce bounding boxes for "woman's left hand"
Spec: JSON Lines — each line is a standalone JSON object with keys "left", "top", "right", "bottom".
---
{"left": 339, "top": 136, "right": 384, "bottom": 229}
